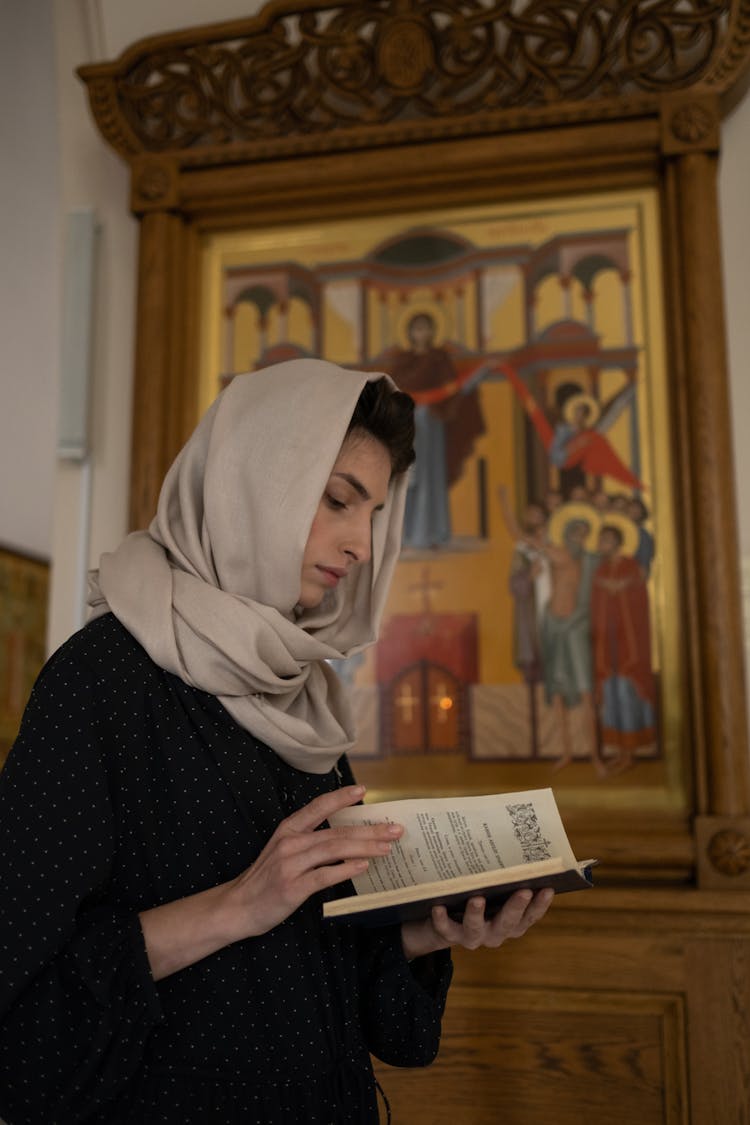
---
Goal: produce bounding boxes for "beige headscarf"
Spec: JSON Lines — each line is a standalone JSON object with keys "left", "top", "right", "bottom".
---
{"left": 88, "top": 359, "right": 408, "bottom": 774}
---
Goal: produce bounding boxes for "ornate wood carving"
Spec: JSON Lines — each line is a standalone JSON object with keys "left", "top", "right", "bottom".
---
{"left": 708, "top": 828, "right": 750, "bottom": 875}
{"left": 696, "top": 816, "right": 750, "bottom": 887}
{"left": 131, "top": 156, "right": 179, "bottom": 211}
{"left": 660, "top": 92, "right": 722, "bottom": 153}
{"left": 79, "top": 1, "right": 750, "bottom": 172}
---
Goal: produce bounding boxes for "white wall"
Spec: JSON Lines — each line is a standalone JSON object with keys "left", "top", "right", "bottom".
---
{"left": 1, "top": 1, "right": 748, "bottom": 675}
{"left": 44, "top": 0, "right": 140, "bottom": 645}
{"left": 722, "top": 100, "right": 750, "bottom": 535}
{"left": 45, "top": 0, "right": 267, "bottom": 647}
{"left": 719, "top": 95, "right": 750, "bottom": 706}
{"left": 97, "top": 0, "right": 257, "bottom": 58}
{"left": 0, "top": 0, "right": 60, "bottom": 559}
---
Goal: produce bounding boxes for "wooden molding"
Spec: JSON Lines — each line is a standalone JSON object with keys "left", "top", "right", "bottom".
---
{"left": 376, "top": 982, "right": 689, "bottom": 1123}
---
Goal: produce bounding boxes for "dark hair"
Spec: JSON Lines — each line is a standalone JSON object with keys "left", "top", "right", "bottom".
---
{"left": 628, "top": 496, "right": 649, "bottom": 522}
{"left": 346, "top": 377, "right": 416, "bottom": 476}
{"left": 407, "top": 312, "right": 436, "bottom": 336}
{"left": 600, "top": 524, "right": 624, "bottom": 548}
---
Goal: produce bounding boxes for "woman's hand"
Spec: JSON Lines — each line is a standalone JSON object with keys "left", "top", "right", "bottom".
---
{"left": 140, "top": 785, "right": 403, "bottom": 980}
{"left": 228, "top": 784, "right": 403, "bottom": 938}
{"left": 400, "top": 887, "right": 554, "bottom": 962}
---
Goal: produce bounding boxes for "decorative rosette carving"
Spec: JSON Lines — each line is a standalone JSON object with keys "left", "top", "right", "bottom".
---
{"left": 376, "top": 16, "right": 434, "bottom": 95}
{"left": 707, "top": 828, "right": 750, "bottom": 876}
{"left": 670, "top": 101, "right": 716, "bottom": 143}
{"left": 135, "top": 162, "right": 171, "bottom": 202}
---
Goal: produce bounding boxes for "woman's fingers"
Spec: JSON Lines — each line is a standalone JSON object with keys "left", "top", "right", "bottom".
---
{"left": 428, "top": 897, "right": 494, "bottom": 948}
{"left": 281, "top": 784, "right": 368, "bottom": 833}
{"left": 272, "top": 824, "right": 397, "bottom": 877}
{"left": 484, "top": 888, "right": 555, "bottom": 943}
{"left": 273, "top": 786, "right": 404, "bottom": 868}
{"left": 522, "top": 886, "right": 555, "bottom": 922}
{"left": 428, "top": 888, "right": 555, "bottom": 950}
{"left": 300, "top": 855, "right": 372, "bottom": 894}
{"left": 498, "top": 886, "right": 554, "bottom": 929}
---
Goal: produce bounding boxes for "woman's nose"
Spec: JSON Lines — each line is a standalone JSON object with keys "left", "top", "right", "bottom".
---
{"left": 343, "top": 517, "right": 372, "bottom": 564}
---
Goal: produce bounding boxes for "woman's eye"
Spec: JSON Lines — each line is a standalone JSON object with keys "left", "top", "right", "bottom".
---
{"left": 325, "top": 493, "right": 346, "bottom": 510}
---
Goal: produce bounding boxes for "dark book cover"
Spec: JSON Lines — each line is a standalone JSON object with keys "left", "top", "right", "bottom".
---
{"left": 325, "top": 862, "right": 596, "bottom": 927}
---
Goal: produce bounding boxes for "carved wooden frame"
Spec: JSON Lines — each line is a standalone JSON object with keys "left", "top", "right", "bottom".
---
{"left": 78, "top": 0, "right": 750, "bottom": 887}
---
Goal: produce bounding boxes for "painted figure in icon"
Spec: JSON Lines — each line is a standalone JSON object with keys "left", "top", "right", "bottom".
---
{"left": 591, "top": 518, "right": 657, "bottom": 774}
{"left": 385, "top": 313, "right": 485, "bottom": 549}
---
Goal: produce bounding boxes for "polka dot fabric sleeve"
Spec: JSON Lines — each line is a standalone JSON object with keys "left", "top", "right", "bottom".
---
{"left": 355, "top": 925, "right": 453, "bottom": 1067}
{"left": 333, "top": 757, "right": 454, "bottom": 1068}
{"left": 0, "top": 651, "right": 163, "bottom": 1124}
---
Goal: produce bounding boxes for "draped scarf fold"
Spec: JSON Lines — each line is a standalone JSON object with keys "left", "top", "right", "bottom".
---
{"left": 88, "top": 359, "right": 407, "bottom": 774}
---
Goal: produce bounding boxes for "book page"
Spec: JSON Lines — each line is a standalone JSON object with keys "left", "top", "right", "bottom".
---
{"left": 328, "top": 787, "right": 578, "bottom": 897}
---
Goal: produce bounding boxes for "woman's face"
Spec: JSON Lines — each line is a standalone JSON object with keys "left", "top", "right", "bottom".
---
{"left": 298, "top": 432, "right": 392, "bottom": 610}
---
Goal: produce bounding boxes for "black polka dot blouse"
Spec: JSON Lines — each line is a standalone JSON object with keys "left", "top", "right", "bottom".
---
{"left": 0, "top": 614, "right": 452, "bottom": 1124}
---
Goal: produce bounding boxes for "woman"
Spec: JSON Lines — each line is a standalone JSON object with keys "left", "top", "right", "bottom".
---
{"left": 0, "top": 359, "right": 552, "bottom": 1124}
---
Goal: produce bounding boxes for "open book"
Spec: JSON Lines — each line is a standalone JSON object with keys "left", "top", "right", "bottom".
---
{"left": 323, "top": 787, "right": 596, "bottom": 926}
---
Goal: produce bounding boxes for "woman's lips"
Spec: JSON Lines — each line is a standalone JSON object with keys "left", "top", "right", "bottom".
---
{"left": 318, "top": 566, "right": 346, "bottom": 587}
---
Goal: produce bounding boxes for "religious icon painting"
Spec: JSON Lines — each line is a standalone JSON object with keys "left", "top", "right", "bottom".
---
{"left": 198, "top": 188, "right": 686, "bottom": 811}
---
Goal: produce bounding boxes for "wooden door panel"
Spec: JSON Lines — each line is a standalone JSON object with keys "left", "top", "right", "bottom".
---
{"left": 374, "top": 985, "right": 687, "bottom": 1124}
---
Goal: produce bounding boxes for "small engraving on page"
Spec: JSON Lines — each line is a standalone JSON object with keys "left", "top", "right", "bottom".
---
{"left": 507, "top": 802, "right": 553, "bottom": 863}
